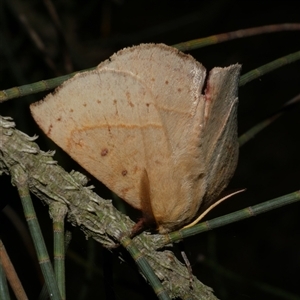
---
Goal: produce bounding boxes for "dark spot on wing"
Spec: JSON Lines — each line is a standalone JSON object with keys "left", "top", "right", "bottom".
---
{"left": 47, "top": 124, "right": 53, "bottom": 135}
{"left": 101, "top": 148, "right": 109, "bottom": 156}
{"left": 126, "top": 92, "right": 134, "bottom": 107}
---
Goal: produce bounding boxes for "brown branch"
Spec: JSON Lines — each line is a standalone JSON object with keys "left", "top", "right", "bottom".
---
{"left": 0, "top": 115, "right": 218, "bottom": 300}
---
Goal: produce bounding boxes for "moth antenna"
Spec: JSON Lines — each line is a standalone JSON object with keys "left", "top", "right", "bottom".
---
{"left": 183, "top": 189, "right": 246, "bottom": 229}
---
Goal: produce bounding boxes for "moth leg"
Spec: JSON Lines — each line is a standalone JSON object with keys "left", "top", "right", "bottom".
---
{"left": 130, "top": 169, "right": 156, "bottom": 237}
{"left": 179, "top": 242, "right": 194, "bottom": 289}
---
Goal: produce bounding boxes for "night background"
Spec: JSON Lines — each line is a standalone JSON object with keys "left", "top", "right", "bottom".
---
{"left": 1, "top": 0, "right": 300, "bottom": 299}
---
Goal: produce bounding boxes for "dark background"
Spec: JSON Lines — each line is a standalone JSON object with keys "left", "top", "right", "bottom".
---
{"left": 1, "top": 0, "right": 300, "bottom": 299}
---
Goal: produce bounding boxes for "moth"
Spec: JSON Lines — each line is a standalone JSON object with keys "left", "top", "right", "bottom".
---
{"left": 30, "top": 43, "right": 241, "bottom": 233}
